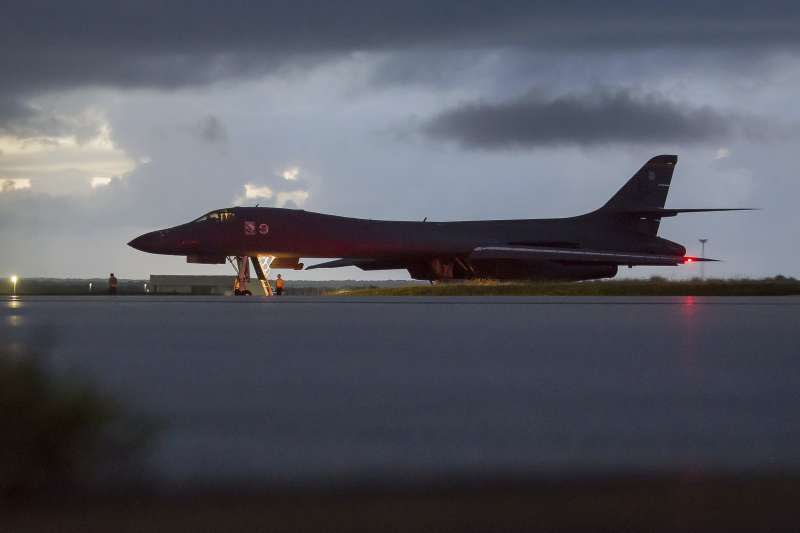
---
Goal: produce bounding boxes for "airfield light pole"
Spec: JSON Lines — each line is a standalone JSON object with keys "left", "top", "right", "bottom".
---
{"left": 10, "top": 275, "right": 18, "bottom": 295}
{"left": 699, "top": 239, "right": 708, "bottom": 280}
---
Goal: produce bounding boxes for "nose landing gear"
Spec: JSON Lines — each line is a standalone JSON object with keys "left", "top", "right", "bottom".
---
{"left": 228, "top": 256, "right": 275, "bottom": 296}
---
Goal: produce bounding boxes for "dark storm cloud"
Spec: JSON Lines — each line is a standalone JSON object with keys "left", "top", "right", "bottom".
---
{"left": 0, "top": 101, "right": 52, "bottom": 136}
{"left": 197, "top": 115, "right": 228, "bottom": 144}
{"left": 0, "top": 98, "right": 105, "bottom": 142}
{"left": 424, "top": 89, "right": 765, "bottom": 148}
{"left": 2, "top": 1, "right": 799, "bottom": 99}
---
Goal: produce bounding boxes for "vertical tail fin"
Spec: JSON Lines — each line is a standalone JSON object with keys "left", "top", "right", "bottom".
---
{"left": 600, "top": 154, "right": 678, "bottom": 235}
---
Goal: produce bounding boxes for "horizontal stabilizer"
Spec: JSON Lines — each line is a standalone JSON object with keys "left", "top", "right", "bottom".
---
{"left": 612, "top": 207, "right": 757, "bottom": 218}
{"left": 471, "top": 245, "right": 707, "bottom": 266}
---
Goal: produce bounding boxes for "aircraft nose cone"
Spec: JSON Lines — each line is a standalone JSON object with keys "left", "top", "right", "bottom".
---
{"left": 128, "top": 232, "right": 156, "bottom": 253}
{"left": 127, "top": 235, "right": 145, "bottom": 251}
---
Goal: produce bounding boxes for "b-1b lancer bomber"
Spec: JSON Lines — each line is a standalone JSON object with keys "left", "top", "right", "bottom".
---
{"left": 129, "top": 155, "right": 752, "bottom": 294}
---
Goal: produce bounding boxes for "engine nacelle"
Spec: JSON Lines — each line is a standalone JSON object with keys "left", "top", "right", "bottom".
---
{"left": 407, "top": 258, "right": 474, "bottom": 281}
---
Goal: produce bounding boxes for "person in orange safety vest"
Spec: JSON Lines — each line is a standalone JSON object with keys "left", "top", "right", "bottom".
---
{"left": 275, "top": 274, "right": 285, "bottom": 296}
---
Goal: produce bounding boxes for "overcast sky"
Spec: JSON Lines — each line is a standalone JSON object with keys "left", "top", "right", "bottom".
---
{"left": 1, "top": 1, "right": 799, "bottom": 280}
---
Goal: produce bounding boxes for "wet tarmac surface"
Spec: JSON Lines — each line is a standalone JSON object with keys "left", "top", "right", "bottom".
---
{"left": 3, "top": 295, "right": 799, "bottom": 483}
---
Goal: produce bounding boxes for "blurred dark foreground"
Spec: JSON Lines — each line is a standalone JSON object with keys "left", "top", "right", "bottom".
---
{"left": 3, "top": 475, "right": 799, "bottom": 532}
{"left": 3, "top": 315, "right": 799, "bottom": 532}
{"left": 2, "top": 345, "right": 796, "bottom": 532}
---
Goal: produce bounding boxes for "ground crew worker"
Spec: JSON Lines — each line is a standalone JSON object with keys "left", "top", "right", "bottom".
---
{"left": 275, "top": 274, "right": 285, "bottom": 296}
{"left": 108, "top": 273, "right": 118, "bottom": 295}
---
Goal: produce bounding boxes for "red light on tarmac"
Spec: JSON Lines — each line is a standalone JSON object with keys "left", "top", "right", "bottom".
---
{"left": 686, "top": 257, "right": 694, "bottom": 263}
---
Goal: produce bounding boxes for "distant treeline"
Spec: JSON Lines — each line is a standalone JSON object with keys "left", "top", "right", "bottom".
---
{"left": 0, "top": 278, "right": 423, "bottom": 296}
{"left": 5, "top": 276, "right": 799, "bottom": 296}
{"left": 1, "top": 278, "right": 149, "bottom": 295}
{"left": 337, "top": 276, "right": 800, "bottom": 297}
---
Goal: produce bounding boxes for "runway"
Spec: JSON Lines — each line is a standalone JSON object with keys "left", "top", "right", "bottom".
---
{"left": 3, "top": 295, "right": 799, "bottom": 484}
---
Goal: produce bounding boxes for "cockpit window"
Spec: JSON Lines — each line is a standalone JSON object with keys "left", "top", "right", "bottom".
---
{"left": 218, "top": 210, "right": 236, "bottom": 222}
{"left": 193, "top": 209, "right": 236, "bottom": 223}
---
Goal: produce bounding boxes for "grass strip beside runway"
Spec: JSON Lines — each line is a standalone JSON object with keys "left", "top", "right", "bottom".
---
{"left": 334, "top": 277, "right": 800, "bottom": 296}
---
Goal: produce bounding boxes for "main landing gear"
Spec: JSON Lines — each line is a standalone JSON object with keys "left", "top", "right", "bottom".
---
{"left": 228, "top": 256, "right": 275, "bottom": 296}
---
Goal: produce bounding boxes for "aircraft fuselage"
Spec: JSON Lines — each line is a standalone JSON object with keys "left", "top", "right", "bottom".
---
{"left": 128, "top": 155, "right": 745, "bottom": 281}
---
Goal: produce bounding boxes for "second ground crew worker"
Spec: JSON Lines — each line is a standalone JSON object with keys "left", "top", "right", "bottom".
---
{"left": 275, "top": 274, "right": 285, "bottom": 296}
{"left": 108, "top": 273, "right": 118, "bottom": 295}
